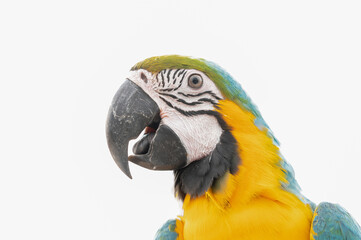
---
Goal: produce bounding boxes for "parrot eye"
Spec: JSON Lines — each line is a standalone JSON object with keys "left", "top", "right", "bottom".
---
{"left": 188, "top": 74, "right": 203, "bottom": 89}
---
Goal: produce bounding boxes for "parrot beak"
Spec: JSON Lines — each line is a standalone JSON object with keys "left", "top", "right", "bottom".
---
{"left": 106, "top": 79, "right": 187, "bottom": 179}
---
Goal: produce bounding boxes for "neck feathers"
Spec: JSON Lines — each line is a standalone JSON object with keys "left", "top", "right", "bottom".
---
{"left": 216, "top": 100, "right": 306, "bottom": 204}
{"left": 175, "top": 99, "right": 308, "bottom": 206}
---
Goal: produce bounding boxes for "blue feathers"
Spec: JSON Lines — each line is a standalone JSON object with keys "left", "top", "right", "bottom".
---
{"left": 203, "top": 59, "right": 315, "bottom": 205}
{"left": 312, "top": 202, "right": 361, "bottom": 239}
{"left": 203, "top": 59, "right": 279, "bottom": 146}
{"left": 279, "top": 154, "right": 316, "bottom": 210}
{"left": 154, "top": 219, "right": 178, "bottom": 240}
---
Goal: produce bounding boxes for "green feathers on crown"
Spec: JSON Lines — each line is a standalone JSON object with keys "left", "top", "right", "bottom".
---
{"left": 131, "top": 55, "right": 226, "bottom": 90}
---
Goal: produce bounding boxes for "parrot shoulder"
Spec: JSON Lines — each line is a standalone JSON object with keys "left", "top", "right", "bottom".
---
{"left": 311, "top": 202, "right": 361, "bottom": 240}
{"left": 154, "top": 219, "right": 182, "bottom": 240}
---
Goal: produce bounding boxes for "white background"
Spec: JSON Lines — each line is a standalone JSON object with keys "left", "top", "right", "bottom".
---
{"left": 1, "top": 0, "right": 361, "bottom": 239}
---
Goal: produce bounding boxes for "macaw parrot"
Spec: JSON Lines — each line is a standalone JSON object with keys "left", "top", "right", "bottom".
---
{"left": 106, "top": 55, "right": 361, "bottom": 240}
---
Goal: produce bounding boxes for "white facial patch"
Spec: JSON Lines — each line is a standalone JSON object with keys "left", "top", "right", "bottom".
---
{"left": 127, "top": 69, "right": 224, "bottom": 164}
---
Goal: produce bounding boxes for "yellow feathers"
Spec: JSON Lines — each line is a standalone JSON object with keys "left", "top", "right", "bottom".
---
{"left": 176, "top": 100, "right": 313, "bottom": 240}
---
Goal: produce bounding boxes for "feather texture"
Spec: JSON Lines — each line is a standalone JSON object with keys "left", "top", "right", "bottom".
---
{"left": 311, "top": 202, "right": 361, "bottom": 239}
{"left": 132, "top": 55, "right": 360, "bottom": 239}
{"left": 174, "top": 100, "right": 313, "bottom": 240}
{"left": 154, "top": 219, "right": 178, "bottom": 240}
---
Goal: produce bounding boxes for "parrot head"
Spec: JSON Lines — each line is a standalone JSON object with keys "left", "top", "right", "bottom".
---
{"left": 106, "top": 55, "right": 274, "bottom": 199}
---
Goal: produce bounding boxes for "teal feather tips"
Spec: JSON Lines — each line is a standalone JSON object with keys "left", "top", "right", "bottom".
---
{"left": 279, "top": 155, "right": 316, "bottom": 210}
{"left": 203, "top": 59, "right": 279, "bottom": 146}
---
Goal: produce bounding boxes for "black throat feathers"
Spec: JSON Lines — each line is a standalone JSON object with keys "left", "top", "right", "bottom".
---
{"left": 174, "top": 129, "right": 240, "bottom": 200}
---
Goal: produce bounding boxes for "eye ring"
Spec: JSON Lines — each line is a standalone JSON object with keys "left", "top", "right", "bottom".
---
{"left": 188, "top": 74, "right": 203, "bottom": 89}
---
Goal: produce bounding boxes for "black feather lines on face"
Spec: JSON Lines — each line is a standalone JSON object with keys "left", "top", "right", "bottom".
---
{"left": 174, "top": 125, "right": 240, "bottom": 200}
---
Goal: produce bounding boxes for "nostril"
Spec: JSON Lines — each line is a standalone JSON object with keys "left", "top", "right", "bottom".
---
{"left": 145, "top": 126, "right": 156, "bottom": 134}
{"left": 140, "top": 72, "right": 148, "bottom": 83}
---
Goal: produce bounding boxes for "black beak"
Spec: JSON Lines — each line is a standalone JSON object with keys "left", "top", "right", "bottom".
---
{"left": 106, "top": 79, "right": 187, "bottom": 179}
